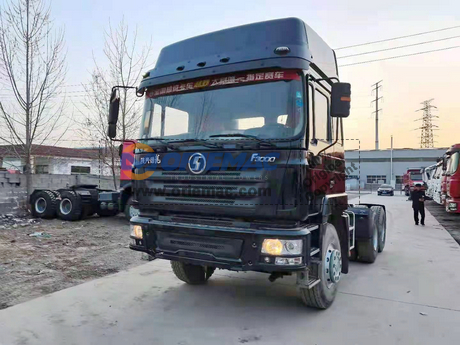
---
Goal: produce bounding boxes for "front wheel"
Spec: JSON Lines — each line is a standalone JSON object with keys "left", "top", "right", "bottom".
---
{"left": 171, "top": 261, "right": 215, "bottom": 285}
{"left": 124, "top": 196, "right": 139, "bottom": 220}
{"left": 299, "top": 223, "right": 341, "bottom": 309}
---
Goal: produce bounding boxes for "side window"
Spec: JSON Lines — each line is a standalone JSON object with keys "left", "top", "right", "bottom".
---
{"left": 315, "top": 90, "right": 329, "bottom": 141}
{"left": 149, "top": 104, "right": 189, "bottom": 137}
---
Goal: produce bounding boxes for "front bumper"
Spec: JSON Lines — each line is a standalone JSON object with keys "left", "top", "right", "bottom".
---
{"left": 446, "top": 198, "right": 460, "bottom": 213}
{"left": 129, "top": 216, "right": 313, "bottom": 272}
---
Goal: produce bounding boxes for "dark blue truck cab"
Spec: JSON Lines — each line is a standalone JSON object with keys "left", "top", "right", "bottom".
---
{"left": 108, "top": 18, "right": 386, "bottom": 309}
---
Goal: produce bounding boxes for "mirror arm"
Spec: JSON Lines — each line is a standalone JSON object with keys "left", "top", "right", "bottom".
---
{"left": 317, "top": 118, "right": 340, "bottom": 157}
{"left": 112, "top": 85, "right": 144, "bottom": 97}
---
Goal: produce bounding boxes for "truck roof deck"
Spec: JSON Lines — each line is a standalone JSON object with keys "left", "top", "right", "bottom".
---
{"left": 139, "top": 18, "right": 338, "bottom": 90}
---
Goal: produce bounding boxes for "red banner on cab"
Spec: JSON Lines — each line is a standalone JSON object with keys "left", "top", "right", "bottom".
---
{"left": 147, "top": 70, "right": 300, "bottom": 98}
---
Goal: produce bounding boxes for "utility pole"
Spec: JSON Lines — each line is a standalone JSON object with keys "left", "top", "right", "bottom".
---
{"left": 390, "top": 135, "right": 394, "bottom": 186}
{"left": 415, "top": 99, "right": 438, "bottom": 148}
{"left": 371, "top": 80, "right": 383, "bottom": 150}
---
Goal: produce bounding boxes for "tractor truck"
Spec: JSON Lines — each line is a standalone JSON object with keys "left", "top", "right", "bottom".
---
{"left": 29, "top": 142, "right": 137, "bottom": 221}
{"left": 108, "top": 18, "right": 387, "bottom": 309}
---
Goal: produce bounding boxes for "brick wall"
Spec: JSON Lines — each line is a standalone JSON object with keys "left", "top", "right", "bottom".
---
{"left": 0, "top": 172, "right": 117, "bottom": 215}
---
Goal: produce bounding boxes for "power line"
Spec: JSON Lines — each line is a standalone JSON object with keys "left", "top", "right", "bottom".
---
{"left": 337, "top": 35, "right": 460, "bottom": 59}
{"left": 335, "top": 24, "right": 460, "bottom": 50}
{"left": 339, "top": 45, "right": 460, "bottom": 67}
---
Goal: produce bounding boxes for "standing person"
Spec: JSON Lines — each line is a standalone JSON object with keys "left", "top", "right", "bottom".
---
{"left": 411, "top": 183, "right": 425, "bottom": 225}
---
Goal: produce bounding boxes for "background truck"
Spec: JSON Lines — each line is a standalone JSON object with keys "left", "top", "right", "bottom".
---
{"left": 108, "top": 18, "right": 387, "bottom": 309}
{"left": 29, "top": 141, "right": 137, "bottom": 221}
{"left": 443, "top": 144, "right": 460, "bottom": 213}
{"left": 402, "top": 168, "right": 424, "bottom": 196}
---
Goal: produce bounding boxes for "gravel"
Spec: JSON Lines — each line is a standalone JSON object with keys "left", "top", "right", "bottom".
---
{"left": 0, "top": 214, "right": 144, "bottom": 310}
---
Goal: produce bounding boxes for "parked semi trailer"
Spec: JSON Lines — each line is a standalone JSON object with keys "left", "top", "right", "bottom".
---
{"left": 107, "top": 18, "right": 387, "bottom": 309}
{"left": 29, "top": 142, "right": 137, "bottom": 221}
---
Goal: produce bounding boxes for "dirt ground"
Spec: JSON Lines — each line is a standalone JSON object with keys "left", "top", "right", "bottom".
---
{"left": 0, "top": 214, "right": 145, "bottom": 310}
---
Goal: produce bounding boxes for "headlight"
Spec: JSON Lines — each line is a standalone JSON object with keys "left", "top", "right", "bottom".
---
{"left": 448, "top": 202, "right": 457, "bottom": 211}
{"left": 130, "top": 224, "right": 143, "bottom": 239}
{"left": 261, "top": 239, "right": 302, "bottom": 255}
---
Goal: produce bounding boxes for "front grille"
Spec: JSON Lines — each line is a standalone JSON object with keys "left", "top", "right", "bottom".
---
{"left": 156, "top": 232, "right": 243, "bottom": 259}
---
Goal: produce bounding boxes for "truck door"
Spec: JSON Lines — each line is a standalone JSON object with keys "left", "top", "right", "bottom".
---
{"left": 306, "top": 78, "right": 344, "bottom": 196}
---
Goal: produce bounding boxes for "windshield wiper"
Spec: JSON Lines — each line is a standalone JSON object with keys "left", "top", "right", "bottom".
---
{"left": 139, "top": 137, "right": 176, "bottom": 150}
{"left": 208, "top": 133, "right": 277, "bottom": 147}
{"left": 166, "top": 138, "right": 223, "bottom": 149}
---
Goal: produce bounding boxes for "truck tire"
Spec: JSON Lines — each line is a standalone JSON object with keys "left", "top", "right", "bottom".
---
{"left": 371, "top": 206, "right": 386, "bottom": 252}
{"left": 356, "top": 218, "right": 378, "bottom": 263}
{"left": 31, "top": 190, "right": 58, "bottom": 219}
{"left": 300, "top": 223, "right": 341, "bottom": 309}
{"left": 124, "top": 196, "right": 139, "bottom": 220}
{"left": 405, "top": 186, "right": 410, "bottom": 196}
{"left": 57, "top": 191, "right": 83, "bottom": 221}
{"left": 171, "top": 261, "right": 215, "bottom": 285}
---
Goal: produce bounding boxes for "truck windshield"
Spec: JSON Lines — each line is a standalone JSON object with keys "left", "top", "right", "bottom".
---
{"left": 448, "top": 152, "right": 459, "bottom": 175}
{"left": 411, "top": 173, "right": 423, "bottom": 180}
{"left": 139, "top": 78, "right": 303, "bottom": 142}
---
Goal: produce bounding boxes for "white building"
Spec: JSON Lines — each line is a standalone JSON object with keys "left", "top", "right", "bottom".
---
{"left": 345, "top": 147, "right": 447, "bottom": 188}
{"left": 0, "top": 145, "right": 116, "bottom": 176}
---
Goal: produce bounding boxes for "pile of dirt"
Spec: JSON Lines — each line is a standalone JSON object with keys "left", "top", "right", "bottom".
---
{"left": 0, "top": 215, "right": 144, "bottom": 310}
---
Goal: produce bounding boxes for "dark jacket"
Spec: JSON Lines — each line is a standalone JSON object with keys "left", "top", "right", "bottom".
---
{"left": 411, "top": 190, "right": 425, "bottom": 209}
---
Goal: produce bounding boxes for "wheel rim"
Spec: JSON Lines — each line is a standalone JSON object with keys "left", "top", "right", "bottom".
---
{"left": 35, "top": 197, "right": 47, "bottom": 213}
{"left": 60, "top": 199, "right": 72, "bottom": 215}
{"left": 325, "top": 244, "right": 342, "bottom": 287}
{"left": 129, "top": 205, "right": 140, "bottom": 218}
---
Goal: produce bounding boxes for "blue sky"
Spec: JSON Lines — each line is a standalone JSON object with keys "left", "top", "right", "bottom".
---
{"left": 51, "top": 0, "right": 460, "bottom": 149}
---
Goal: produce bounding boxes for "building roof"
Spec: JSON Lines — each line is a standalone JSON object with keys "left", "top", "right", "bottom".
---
{"left": 0, "top": 145, "right": 102, "bottom": 160}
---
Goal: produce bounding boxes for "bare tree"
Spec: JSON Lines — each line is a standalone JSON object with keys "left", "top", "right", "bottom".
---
{"left": 0, "top": 0, "right": 66, "bottom": 196}
{"left": 79, "top": 19, "right": 151, "bottom": 189}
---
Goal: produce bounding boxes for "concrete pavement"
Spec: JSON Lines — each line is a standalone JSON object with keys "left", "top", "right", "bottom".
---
{"left": 1, "top": 193, "right": 460, "bottom": 345}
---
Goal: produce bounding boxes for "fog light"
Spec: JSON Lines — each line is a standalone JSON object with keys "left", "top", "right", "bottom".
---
{"left": 275, "top": 257, "right": 302, "bottom": 265}
{"left": 448, "top": 202, "right": 457, "bottom": 211}
{"left": 131, "top": 225, "right": 143, "bottom": 239}
{"left": 262, "top": 239, "right": 283, "bottom": 256}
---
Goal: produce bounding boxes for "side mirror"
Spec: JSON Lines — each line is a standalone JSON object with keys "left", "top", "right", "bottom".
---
{"left": 108, "top": 88, "right": 120, "bottom": 138}
{"left": 118, "top": 144, "right": 123, "bottom": 157}
{"left": 331, "top": 82, "right": 351, "bottom": 118}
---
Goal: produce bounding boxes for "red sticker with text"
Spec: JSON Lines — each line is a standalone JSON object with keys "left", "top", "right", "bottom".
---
{"left": 147, "top": 70, "right": 300, "bottom": 98}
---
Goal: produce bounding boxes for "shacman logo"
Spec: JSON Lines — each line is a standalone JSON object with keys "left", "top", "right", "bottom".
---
{"left": 188, "top": 153, "right": 207, "bottom": 174}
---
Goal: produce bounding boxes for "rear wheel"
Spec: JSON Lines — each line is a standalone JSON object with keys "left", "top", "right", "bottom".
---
{"left": 371, "top": 206, "right": 386, "bottom": 253}
{"left": 57, "top": 191, "right": 83, "bottom": 221}
{"left": 171, "top": 261, "right": 215, "bottom": 285}
{"left": 356, "top": 223, "right": 378, "bottom": 263}
{"left": 31, "top": 190, "right": 58, "bottom": 219}
{"left": 300, "top": 223, "right": 341, "bottom": 309}
{"left": 124, "top": 196, "right": 139, "bottom": 220}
